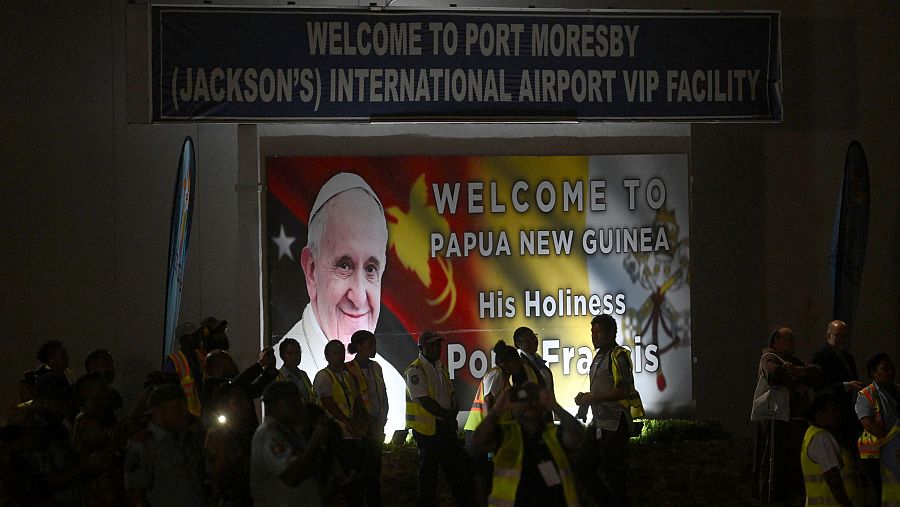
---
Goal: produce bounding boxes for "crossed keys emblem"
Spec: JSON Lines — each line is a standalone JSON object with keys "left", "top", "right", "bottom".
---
{"left": 622, "top": 206, "right": 691, "bottom": 391}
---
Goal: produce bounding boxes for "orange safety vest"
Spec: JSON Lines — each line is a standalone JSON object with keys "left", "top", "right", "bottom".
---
{"left": 168, "top": 350, "right": 202, "bottom": 416}
{"left": 858, "top": 384, "right": 883, "bottom": 459}
{"left": 464, "top": 367, "right": 506, "bottom": 432}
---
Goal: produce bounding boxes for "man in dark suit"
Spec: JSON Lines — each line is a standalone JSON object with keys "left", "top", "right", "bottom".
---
{"left": 811, "top": 319, "right": 864, "bottom": 447}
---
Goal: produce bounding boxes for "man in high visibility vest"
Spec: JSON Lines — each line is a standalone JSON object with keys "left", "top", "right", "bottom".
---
{"left": 469, "top": 382, "right": 584, "bottom": 507}
{"left": 405, "top": 330, "right": 470, "bottom": 507}
{"left": 514, "top": 327, "right": 554, "bottom": 392}
{"left": 573, "top": 314, "right": 638, "bottom": 507}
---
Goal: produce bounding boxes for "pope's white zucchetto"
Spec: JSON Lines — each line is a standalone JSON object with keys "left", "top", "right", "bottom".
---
{"left": 309, "top": 172, "right": 384, "bottom": 220}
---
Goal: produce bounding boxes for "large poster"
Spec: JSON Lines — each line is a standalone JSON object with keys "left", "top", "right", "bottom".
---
{"left": 266, "top": 155, "right": 691, "bottom": 435}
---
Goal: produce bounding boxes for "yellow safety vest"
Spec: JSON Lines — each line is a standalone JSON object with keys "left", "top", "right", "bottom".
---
{"left": 610, "top": 346, "right": 645, "bottom": 419}
{"left": 275, "top": 368, "right": 319, "bottom": 405}
{"left": 801, "top": 425, "right": 858, "bottom": 506}
{"left": 489, "top": 421, "right": 580, "bottom": 507}
{"left": 321, "top": 368, "right": 355, "bottom": 420}
{"left": 405, "top": 358, "right": 453, "bottom": 436}
{"left": 168, "top": 350, "right": 201, "bottom": 416}
{"left": 346, "top": 359, "right": 385, "bottom": 416}
{"left": 882, "top": 426, "right": 900, "bottom": 506}
{"left": 521, "top": 359, "right": 540, "bottom": 385}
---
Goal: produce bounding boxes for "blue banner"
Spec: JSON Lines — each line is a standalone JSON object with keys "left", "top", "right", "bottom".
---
{"left": 151, "top": 7, "right": 781, "bottom": 122}
{"left": 831, "top": 140, "right": 869, "bottom": 327}
{"left": 162, "top": 137, "right": 196, "bottom": 365}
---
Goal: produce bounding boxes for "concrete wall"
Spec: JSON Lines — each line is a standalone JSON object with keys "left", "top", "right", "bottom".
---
{"left": 2, "top": 0, "right": 898, "bottom": 437}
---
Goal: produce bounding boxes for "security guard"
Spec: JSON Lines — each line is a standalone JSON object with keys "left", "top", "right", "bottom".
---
{"left": 405, "top": 330, "right": 470, "bottom": 506}
{"left": 574, "top": 314, "right": 643, "bottom": 507}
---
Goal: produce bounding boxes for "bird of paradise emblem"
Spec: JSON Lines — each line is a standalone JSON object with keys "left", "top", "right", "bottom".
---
{"left": 386, "top": 174, "right": 458, "bottom": 324}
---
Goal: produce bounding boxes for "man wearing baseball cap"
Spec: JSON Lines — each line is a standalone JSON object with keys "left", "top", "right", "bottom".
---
{"left": 273, "top": 172, "right": 407, "bottom": 441}
{"left": 124, "top": 384, "right": 205, "bottom": 507}
{"left": 404, "top": 330, "right": 470, "bottom": 506}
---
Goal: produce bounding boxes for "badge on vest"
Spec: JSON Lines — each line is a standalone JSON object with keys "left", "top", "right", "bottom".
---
{"left": 537, "top": 460, "right": 562, "bottom": 487}
{"left": 411, "top": 374, "right": 420, "bottom": 385}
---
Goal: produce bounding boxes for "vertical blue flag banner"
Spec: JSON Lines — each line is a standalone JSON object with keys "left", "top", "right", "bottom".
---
{"left": 162, "top": 137, "right": 197, "bottom": 365}
{"left": 832, "top": 140, "right": 869, "bottom": 327}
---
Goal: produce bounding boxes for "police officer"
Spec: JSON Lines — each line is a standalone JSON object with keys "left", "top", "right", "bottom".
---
{"left": 124, "top": 384, "right": 206, "bottom": 507}
{"left": 250, "top": 381, "right": 332, "bottom": 507}
{"left": 405, "top": 330, "right": 470, "bottom": 506}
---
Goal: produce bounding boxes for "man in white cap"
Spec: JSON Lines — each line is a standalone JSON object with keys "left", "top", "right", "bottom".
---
{"left": 273, "top": 172, "right": 407, "bottom": 441}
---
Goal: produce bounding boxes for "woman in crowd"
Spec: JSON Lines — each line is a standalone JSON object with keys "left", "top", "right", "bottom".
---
{"left": 314, "top": 339, "right": 368, "bottom": 505}
{"left": 346, "top": 330, "right": 388, "bottom": 507}
{"left": 801, "top": 394, "right": 858, "bottom": 506}
{"left": 752, "top": 326, "right": 821, "bottom": 505}
{"left": 72, "top": 373, "right": 125, "bottom": 506}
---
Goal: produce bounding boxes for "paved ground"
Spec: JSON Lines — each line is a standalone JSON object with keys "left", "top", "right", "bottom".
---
{"left": 381, "top": 437, "right": 768, "bottom": 506}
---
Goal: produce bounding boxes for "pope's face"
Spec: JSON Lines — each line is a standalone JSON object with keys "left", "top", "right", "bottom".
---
{"left": 302, "top": 189, "right": 387, "bottom": 346}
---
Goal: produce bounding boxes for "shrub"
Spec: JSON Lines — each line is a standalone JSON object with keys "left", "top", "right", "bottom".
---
{"left": 630, "top": 418, "right": 731, "bottom": 443}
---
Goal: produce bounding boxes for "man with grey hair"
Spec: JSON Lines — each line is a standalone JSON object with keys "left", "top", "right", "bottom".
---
{"left": 273, "top": 172, "right": 407, "bottom": 439}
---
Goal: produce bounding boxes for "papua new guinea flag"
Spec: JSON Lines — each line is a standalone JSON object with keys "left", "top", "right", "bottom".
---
{"left": 265, "top": 155, "right": 693, "bottom": 416}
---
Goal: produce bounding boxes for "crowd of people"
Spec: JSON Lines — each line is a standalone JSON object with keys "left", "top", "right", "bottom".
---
{"left": 751, "top": 319, "right": 899, "bottom": 506}
{"left": 0, "top": 314, "right": 644, "bottom": 506}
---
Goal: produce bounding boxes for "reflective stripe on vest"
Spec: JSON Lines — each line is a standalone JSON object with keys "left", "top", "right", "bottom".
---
{"left": 464, "top": 367, "right": 502, "bottom": 432}
{"left": 276, "top": 368, "right": 319, "bottom": 406}
{"left": 405, "top": 358, "right": 453, "bottom": 436}
{"left": 523, "top": 361, "right": 540, "bottom": 385}
{"left": 488, "top": 421, "right": 580, "bottom": 507}
{"left": 882, "top": 426, "right": 900, "bottom": 506}
{"left": 610, "top": 347, "right": 645, "bottom": 419}
{"left": 168, "top": 350, "right": 201, "bottom": 416}
{"left": 464, "top": 368, "right": 514, "bottom": 432}
{"left": 347, "top": 359, "right": 385, "bottom": 415}
{"left": 801, "top": 425, "right": 857, "bottom": 506}
{"left": 322, "top": 368, "right": 354, "bottom": 419}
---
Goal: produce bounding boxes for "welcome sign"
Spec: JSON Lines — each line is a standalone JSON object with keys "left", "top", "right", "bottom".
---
{"left": 265, "top": 154, "right": 692, "bottom": 434}
{"left": 150, "top": 6, "right": 781, "bottom": 122}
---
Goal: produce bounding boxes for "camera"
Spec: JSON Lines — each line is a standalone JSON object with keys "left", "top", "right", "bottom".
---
{"left": 510, "top": 383, "right": 539, "bottom": 403}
